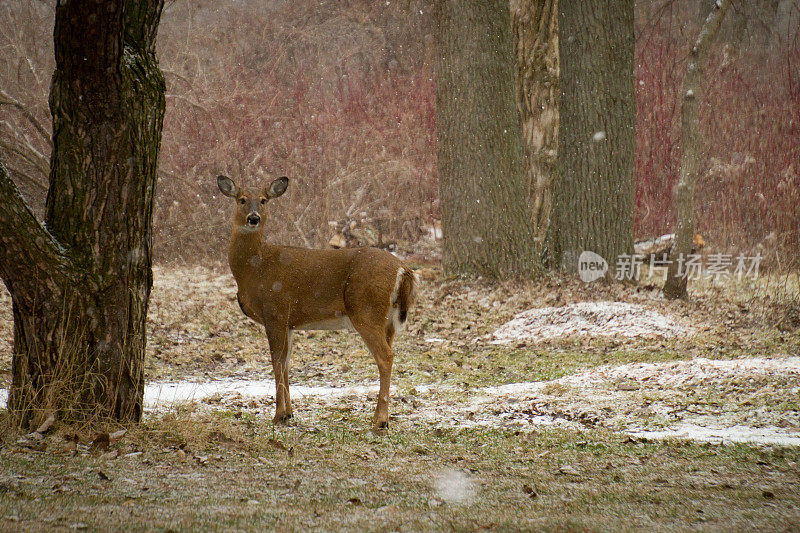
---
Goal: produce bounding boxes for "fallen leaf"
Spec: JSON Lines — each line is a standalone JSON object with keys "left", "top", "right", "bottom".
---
{"left": 557, "top": 465, "right": 581, "bottom": 476}
{"left": 100, "top": 450, "right": 119, "bottom": 461}
{"left": 522, "top": 484, "right": 537, "bottom": 498}
{"left": 109, "top": 429, "right": 127, "bottom": 441}
{"left": 267, "top": 439, "right": 286, "bottom": 451}
{"left": 90, "top": 433, "right": 110, "bottom": 451}
{"left": 36, "top": 414, "right": 56, "bottom": 434}
{"left": 412, "top": 445, "right": 429, "bottom": 455}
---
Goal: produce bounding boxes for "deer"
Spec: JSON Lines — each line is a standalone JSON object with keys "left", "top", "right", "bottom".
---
{"left": 217, "top": 175, "right": 417, "bottom": 431}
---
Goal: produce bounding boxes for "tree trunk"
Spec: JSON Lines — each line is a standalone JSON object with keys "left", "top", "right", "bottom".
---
{"left": 434, "top": 0, "right": 538, "bottom": 278}
{"left": 0, "top": 1, "right": 165, "bottom": 426}
{"left": 511, "top": 0, "right": 559, "bottom": 249}
{"left": 663, "top": 0, "right": 731, "bottom": 299}
{"left": 547, "top": 0, "right": 635, "bottom": 274}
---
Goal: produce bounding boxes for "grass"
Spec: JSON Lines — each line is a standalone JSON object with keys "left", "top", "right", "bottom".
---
{"left": 1, "top": 411, "right": 799, "bottom": 531}
{"left": 1, "top": 266, "right": 800, "bottom": 529}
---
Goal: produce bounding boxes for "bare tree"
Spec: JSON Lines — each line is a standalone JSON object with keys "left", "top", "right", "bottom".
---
{"left": 0, "top": 1, "right": 166, "bottom": 425}
{"left": 434, "top": 0, "right": 538, "bottom": 278}
{"left": 663, "top": 0, "right": 731, "bottom": 299}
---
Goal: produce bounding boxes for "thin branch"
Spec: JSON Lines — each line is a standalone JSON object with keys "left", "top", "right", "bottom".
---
{"left": 0, "top": 88, "right": 52, "bottom": 147}
{"left": 0, "top": 124, "right": 50, "bottom": 180}
{"left": 1, "top": 160, "right": 47, "bottom": 193}
{"left": 0, "top": 138, "right": 47, "bottom": 177}
{"left": 165, "top": 93, "right": 220, "bottom": 137}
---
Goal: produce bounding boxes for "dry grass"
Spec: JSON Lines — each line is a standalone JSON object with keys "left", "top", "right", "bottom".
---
{"left": 1, "top": 265, "right": 800, "bottom": 529}
{"left": 1, "top": 408, "right": 799, "bottom": 531}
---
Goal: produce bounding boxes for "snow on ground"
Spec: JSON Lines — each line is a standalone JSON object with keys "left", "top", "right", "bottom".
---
{"left": 431, "top": 356, "right": 800, "bottom": 446}
{"left": 492, "top": 301, "right": 691, "bottom": 344}
{"left": 2, "top": 356, "right": 798, "bottom": 446}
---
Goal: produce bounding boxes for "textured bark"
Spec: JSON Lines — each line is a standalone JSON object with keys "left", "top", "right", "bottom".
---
{"left": 547, "top": 0, "right": 635, "bottom": 274}
{"left": 434, "top": 0, "right": 538, "bottom": 278}
{"left": 663, "top": 0, "right": 730, "bottom": 299}
{"left": 0, "top": 0, "right": 165, "bottom": 425}
{"left": 511, "top": 0, "right": 559, "bottom": 248}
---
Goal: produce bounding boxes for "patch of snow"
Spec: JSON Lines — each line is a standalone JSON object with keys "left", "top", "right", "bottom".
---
{"left": 145, "top": 380, "right": 379, "bottom": 410}
{"left": 492, "top": 301, "right": 691, "bottom": 344}
{"left": 480, "top": 356, "right": 800, "bottom": 398}
{"left": 629, "top": 423, "right": 800, "bottom": 446}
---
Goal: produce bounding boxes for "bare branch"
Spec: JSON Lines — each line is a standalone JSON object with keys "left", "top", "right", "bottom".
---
{"left": 0, "top": 127, "right": 50, "bottom": 180}
{"left": 0, "top": 88, "right": 52, "bottom": 147}
{"left": 165, "top": 93, "right": 220, "bottom": 137}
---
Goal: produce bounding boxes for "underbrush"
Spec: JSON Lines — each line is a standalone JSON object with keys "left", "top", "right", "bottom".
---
{"left": 1, "top": 1, "right": 798, "bottom": 266}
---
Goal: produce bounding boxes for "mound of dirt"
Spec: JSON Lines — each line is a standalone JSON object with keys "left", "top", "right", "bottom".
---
{"left": 492, "top": 301, "right": 691, "bottom": 344}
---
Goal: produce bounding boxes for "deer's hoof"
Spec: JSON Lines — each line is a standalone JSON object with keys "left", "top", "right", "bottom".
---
{"left": 372, "top": 420, "right": 389, "bottom": 434}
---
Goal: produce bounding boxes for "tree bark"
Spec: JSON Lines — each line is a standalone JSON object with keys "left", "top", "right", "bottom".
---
{"left": 547, "top": 0, "right": 635, "bottom": 274}
{"left": 663, "top": 0, "right": 731, "bottom": 299}
{"left": 511, "top": 0, "right": 559, "bottom": 249}
{"left": 434, "top": 0, "right": 538, "bottom": 278}
{"left": 0, "top": 1, "right": 165, "bottom": 426}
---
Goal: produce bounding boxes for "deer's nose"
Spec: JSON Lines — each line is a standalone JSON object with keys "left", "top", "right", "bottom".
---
{"left": 246, "top": 213, "right": 261, "bottom": 226}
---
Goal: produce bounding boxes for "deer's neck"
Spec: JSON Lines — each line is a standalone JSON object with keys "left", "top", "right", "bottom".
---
{"left": 228, "top": 228, "right": 271, "bottom": 283}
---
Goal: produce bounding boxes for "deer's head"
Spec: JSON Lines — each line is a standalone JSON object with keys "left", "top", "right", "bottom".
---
{"left": 217, "top": 175, "right": 288, "bottom": 233}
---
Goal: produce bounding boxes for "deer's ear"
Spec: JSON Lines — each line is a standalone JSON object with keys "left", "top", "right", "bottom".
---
{"left": 266, "top": 176, "right": 289, "bottom": 199}
{"left": 217, "top": 175, "right": 237, "bottom": 198}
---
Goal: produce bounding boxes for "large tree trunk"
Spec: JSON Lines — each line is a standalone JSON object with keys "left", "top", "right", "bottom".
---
{"left": 434, "top": 0, "right": 538, "bottom": 278}
{"left": 547, "top": 0, "right": 635, "bottom": 274}
{"left": 663, "top": 0, "right": 731, "bottom": 299}
{"left": 511, "top": 0, "right": 559, "bottom": 249}
{"left": 0, "top": 1, "right": 165, "bottom": 426}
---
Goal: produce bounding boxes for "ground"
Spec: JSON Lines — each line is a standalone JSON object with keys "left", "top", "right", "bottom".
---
{"left": 1, "top": 264, "right": 799, "bottom": 531}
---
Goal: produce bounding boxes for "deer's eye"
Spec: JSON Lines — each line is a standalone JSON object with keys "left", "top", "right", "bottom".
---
{"left": 239, "top": 198, "right": 246, "bottom": 205}
{"left": 260, "top": 198, "right": 266, "bottom": 205}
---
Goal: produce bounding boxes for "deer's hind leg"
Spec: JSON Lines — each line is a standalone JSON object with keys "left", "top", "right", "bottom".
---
{"left": 353, "top": 321, "right": 395, "bottom": 430}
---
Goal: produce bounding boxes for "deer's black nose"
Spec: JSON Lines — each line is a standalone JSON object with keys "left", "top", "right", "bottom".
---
{"left": 246, "top": 213, "right": 261, "bottom": 226}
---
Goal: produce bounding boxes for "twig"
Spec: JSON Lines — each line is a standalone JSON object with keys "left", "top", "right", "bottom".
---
{"left": 0, "top": 137, "right": 49, "bottom": 180}
{"left": 0, "top": 88, "right": 52, "bottom": 147}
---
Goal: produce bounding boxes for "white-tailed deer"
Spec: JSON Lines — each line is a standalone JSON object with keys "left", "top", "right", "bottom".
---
{"left": 217, "top": 175, "right": 417, "bottom": 430}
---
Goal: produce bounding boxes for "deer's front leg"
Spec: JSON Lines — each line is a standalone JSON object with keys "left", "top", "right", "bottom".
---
{"left": 265, "top": 322, "right": 292, "bottom": 424}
